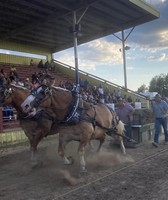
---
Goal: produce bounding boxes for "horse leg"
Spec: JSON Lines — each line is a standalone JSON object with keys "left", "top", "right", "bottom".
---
{"left": 78, "top": 141, "right": 87, "bottom": 173}
{"left": 58, "top": 134, "right": 73, "bottom": 165}
{"left": 88, "top": 140, "right": 95, "bottom": 152}
{"left": 96, "top": 135, "right": 105, "bottom": 152}
{"left": 119, "top": 137, "right": 126, "bottom": 154}
{"left": 29, "top": 133, "right": 44, "bottom": 167}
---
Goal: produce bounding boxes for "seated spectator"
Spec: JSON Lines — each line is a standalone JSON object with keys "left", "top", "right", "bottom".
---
{"left": 32, "top": 80, "right": 40, "bottom": 90}
{"left": 84, "top": 79, "right": 89, "bottom": 90}
{"left": 9, "top": 75, "right": 17, "bottom": 85}
{"left": 31, "top": 72, "right": 38, "bottom": 83}
{"left": 127, "top": 96, "right": 133, "bottom": 103}
{"left": 115, "top": 89, "right": 121, "bottom": 100}
{"left": 81, "top": 91, "right": 88, "bottom": 101}
{"left": 18, "top": 78, "right": 25, "bottom": 87}
{"left": 37, "top": 60, "right": 44, "bottom": 68}
{"left": 92, "top": 85, "right": 99, "bottom": 102}
{"left": 79, "top": 78, "right": 85, "bottom": 88}
{"left": 9, "top": 66, "right": 19, "bottom": 80}
{"left": 65, "top": 81, "right": 73, "bottom": 90}
{"left": 104, "top": 85, "right": 110, "bottom": 103}
{"left": 87, "top": 91, "right": 95, "bottom": 103}
{"left": 97, "top": 84, "right": 104, "bottom": 103}
{"left": 59, "top": 81, "right": 66, "bottom": 88}
{"left": 25, "top": 78, "right": 32, "bottom": 90}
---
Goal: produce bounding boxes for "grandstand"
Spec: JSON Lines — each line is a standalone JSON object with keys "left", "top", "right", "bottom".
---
{"left": 0, "top": 0, "right": 159, "bottom": 145}
{"left": 0, "top": 59, "right": 150, "bottom": 133}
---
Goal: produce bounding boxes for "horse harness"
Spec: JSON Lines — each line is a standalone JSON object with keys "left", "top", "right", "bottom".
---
{"left": 25, "top": 86, "right": 124, "bottom": 139}
{"left": 2, "top": 84, "right": 122, "bottom": 139}
{"left": 0, "top": 84, "right": 133, "bottom": 141}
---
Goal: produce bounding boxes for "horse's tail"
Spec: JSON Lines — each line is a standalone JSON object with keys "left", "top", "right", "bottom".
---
{"left": 116, "top": 120, "right": 125, "bottom": 137}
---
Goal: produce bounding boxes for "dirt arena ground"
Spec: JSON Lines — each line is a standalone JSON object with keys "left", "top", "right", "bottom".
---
{"left": 1, "top": 135, "right": 168, "bottom": 200}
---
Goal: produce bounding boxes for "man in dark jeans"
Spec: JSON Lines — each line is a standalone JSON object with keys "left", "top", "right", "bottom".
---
{"left": 152, "top": 94, "right": 168, "bottom": 147}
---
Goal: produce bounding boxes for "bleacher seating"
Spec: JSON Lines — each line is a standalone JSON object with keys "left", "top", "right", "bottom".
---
{"left": 0, "top": 62, "right": 75, "bottom": 132}
{"left": 0, "top": 62, "right": 75, "bottom": 86}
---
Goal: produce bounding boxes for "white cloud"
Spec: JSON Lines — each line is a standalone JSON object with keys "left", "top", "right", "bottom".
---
{"left": 82, "top": 39, "right": 122, "bottom": 65}
{"left": 159, "top": 30, "right": 168, "bottom": 45}
{"left": 147, "top": 53, "right": 168, "bottom": 61}
{"left": 55, "top": 38, "right": 123, "bottom": 72}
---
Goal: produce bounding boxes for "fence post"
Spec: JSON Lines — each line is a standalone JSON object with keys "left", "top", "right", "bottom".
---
{"left": 0, "top": 107, "right": 3, "bottom": 132}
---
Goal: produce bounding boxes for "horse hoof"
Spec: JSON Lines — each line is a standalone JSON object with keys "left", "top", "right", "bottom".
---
{"left": 80, "top": 168, "right": 87, "bottom": 174}
{"left": 64, "top": 156, "right": 74, "bottom": 165}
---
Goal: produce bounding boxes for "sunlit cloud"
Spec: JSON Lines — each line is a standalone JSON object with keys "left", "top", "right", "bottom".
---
{"left": 55, "top": 38, "right": 123, "bottom": 71}
{"left": 83, "top": 39, "right": 122, "bottom": 65}
{"left": 159, "top": 30, "right": 168, "bottom": 45}
{"left": 147, "top": 53, "right": 168, "bottom": 61}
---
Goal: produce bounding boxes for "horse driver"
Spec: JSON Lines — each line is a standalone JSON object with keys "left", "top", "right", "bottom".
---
{"left": 115, "top": 97, "right": 135, "bottom": 147}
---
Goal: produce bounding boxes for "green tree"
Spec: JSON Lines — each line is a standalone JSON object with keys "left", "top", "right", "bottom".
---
{"left": 149, "top": 74, "right": 168, "bottom": 96}
{"left": 137, "top": 84, "right": 148, "bottom": 93}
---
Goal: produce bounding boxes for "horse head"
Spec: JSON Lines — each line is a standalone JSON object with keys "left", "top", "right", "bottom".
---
{"left": 0, "top": 83, "right": 30, "bottom": 113}
{"left": 0, "top": 84, "right": 13, "bottom": 106}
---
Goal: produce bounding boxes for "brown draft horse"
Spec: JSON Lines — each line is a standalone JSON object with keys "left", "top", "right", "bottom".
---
{"left": 0, "top": 83, "right": 126, "bottom": 172}
{"left": 0, "top": 84, "right": 72, "bottom": 166}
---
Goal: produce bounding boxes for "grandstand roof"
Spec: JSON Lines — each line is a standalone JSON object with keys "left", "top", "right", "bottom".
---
{"left": 0, "top": 0, "right": 159, "bottom": 53}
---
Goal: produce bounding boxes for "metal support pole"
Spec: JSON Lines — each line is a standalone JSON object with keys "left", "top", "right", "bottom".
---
{"left": 72, "top": 11, "right": 79, "bottom": 88}
{"left": 121, "top": 30, "right": 127, "bottom": 90}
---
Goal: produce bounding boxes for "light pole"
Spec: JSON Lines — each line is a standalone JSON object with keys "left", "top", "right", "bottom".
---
{"left": 114, "top": 28, "right": 134, "bottom": 90}
{"left": 121, "top": 31, "right": 131, "bottom": 90}
{"left": 122, "top": 30, "right": 127, "bottom": 89}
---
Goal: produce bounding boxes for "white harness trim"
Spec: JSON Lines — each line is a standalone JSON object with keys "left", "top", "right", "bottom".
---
{"left": 21, "top": 95, "right": 35, "bottom": 113}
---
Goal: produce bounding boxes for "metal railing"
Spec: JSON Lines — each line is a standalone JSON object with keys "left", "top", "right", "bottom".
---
{"left": 52, "top": 59, "right": 150, "bottom": 108}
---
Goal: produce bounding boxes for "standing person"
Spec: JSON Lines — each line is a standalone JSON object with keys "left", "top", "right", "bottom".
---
{"left": 115, "top": 97, "right": 135, "bottom": 146}
{"left": 44, "top": 60, "right": 50, "bottom": 72}
{"left": 37, "top": 60, "right": 44, "bottom": 69}
{"left": 30, "top": 59, "right": 35, "bottom": 67}
{"left": 0, "top": 69, "right": 7, "bottom": 86}
{"left": 152, "top": 94, "right": 168, "bottom": 147}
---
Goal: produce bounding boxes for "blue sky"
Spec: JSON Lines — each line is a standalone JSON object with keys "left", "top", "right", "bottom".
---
{"left": 54, "top": 0, "right": 168, "bottom": 91}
